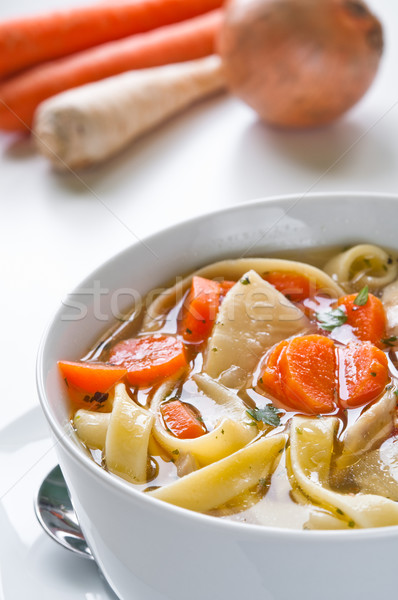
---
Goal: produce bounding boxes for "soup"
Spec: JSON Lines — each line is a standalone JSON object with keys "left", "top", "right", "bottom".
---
{"left": 59, "top": 244, "right": 398, "bottom": 530}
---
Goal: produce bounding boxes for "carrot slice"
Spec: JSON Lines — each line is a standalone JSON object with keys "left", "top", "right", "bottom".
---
{"left": 279, "top": 335, "right": 337, "bottom": 414}
{"left": 161, "top": 400, "right": 207, "bottom": 439}
{"left": 258, "top": 341, "right": 297, "bottom": 408}
{"left": 109, "top": 335, "right": 187, "bottom": 387}
{"left": 58, "top": 361, "right": 127, "bottom": 393}
{"left": 179, "top": 276, "right": 221, "bottom": 343}
{"left": 179, "top": 277, "right": 236, "bottom": 343}
{"left": 337, "top": 341, "right": 389, "bottom": 409}
{"left": 264, "top": 272, "right": 313, "bottom": 302}
{"left": 218, "top": 280, "right": 236, "bottom": 298}
{"left": 337, "top": 292, "right": 386, "bottom": 346}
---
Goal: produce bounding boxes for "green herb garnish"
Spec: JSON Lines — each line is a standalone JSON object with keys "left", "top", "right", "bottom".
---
{"left": 370, "top": 372, "right": 377, "bottom": 377}
{"left": 83, "top": 391, "right": 109, "bottom": 405}
{"left": 258, "top": 478, "right": 268, "bottom": 490}
{"left": 246, "top": 405, "right": 281, "bottom": 427}
{"left": 348, "top": 520, "right": 356, "bottom": 528}
{"left": 171, "top": 449, "right": 180, "bottom": 455}
{"left": 353, "top": 285, "right": 369, "bottom": 306}
{"left": 185, "top": 328, "right": 192, "bottom": 335}
{"left": 316, "top": 307, "right": 347, "bottom": 331}
{"left": 240, "top": 276, "right": 251, "bottom": 285}
{"left": 382, "top": 336, "right": 398, "bottom": 346}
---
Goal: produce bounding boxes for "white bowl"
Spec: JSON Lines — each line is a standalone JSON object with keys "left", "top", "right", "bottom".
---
{"left": 37, "top": 193, "right": 398, "bottom": 600}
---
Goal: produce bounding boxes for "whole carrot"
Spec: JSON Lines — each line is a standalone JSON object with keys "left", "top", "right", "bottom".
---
{"left": 0, "top": 0, "right": 224, "bottom": 80}
{"left": 0, "top": 10, "right": 222, "bottom": 132}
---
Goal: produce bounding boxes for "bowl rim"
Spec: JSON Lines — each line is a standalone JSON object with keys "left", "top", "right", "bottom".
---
{"left": 37, "top": 191, "right": 398, "bottom": 542}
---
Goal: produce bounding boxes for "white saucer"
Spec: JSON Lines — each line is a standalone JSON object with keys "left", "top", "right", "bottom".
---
{"left": 0, "top": 406, "right": 117, "bottom": 600}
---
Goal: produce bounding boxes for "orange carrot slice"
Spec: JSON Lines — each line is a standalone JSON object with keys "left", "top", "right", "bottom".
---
{"left": 279, "top": 335, "right": 337, "bottom": 414}
{"left": 179, "top": 276, "right": 221, "bottom": 343}
{"left": 179, "top": 277, "right": 236, "bottom": 344}
{"left": 337, "top": 341, "right": 389, "bottom": 408}
{"left": 109, "top": 335, "right": 187, "bottom": 387}
{"left": 258, "top": 341, "right": 296, "bottom": 407}
{"left": 161, "top": 400, "right": 207, "bottom": 439}
{"left": 264, "top": 272, "right": 313, "bottom": 302}
{"left": 218, "top": 280, "right": 236, "bottom": 298}
{"left": 58, "top": 361, "right": 127, "bottom": 393}
{"left": 337, "top": 292, "right": 386, "bottom": 346}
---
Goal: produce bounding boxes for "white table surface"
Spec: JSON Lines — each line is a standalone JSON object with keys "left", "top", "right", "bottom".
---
{"left": 1, "top": 0, "right": 398, "bottom": 598}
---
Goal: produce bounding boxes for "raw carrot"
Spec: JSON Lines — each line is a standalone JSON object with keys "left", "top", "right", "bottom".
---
{"left": 0, "top": 10, "right": 222, "bottom": 131}
{"left": 337, "top": 292, "right": 386, "bottom": 346}
{"left": 264, "top": 272, "right": 313, "bottom": 302}
{"left": 179, "top": 276, "right": 221, "bottom": 343}
{"left": 0, "top": 0, "right": 224, "bottom": 80}
{"left": 109, "top": 335, "right": 187, "bottom": 387}
{"left": 58, "top": 361, "right": 127, "bottom": 394}
{"left": 279, "top": 335, "right": 337, "bottom": 414}
{"left": 337, "top": 341, "right": 389, "bottom": 409}
{"left": 161, "top": 400, "right": 207, "bottom": 439}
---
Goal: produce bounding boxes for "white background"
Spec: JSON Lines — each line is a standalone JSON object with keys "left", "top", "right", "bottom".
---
{"left": 0, "top": 0, "right": 397, "bottom": 598}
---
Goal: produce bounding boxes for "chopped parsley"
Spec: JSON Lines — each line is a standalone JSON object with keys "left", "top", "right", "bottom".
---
{"left": 185, "top": 328, "right": 192, "bottom": 335}
{"left": 370, "top": 371, "right": 377, "bottom": 377}
{"left": 336, "top": 508, "right": 344, "bottom": 516}
{"left": 348, "top": 520, "right": 356, "bottom": 528}
{"left": 258, "top": 477, "right": 268, "bottom": 490}
{"left": 240, "top": 276, "right": 251, "bottom": 285}
{"left": 382, "top": 336, "right": 398, "bottom": 346}
{"left": 83, "top": 391, "right": 109, "bottom": 405}
{"left": 246, "top": 405, "right": 282, "bottom": 427}
{"left": 316, "top": 307, "right": 347, "bottom": 331}
{"left": 353, "top": 285, "right": 369, "bottom": 306}
{"left": 171, "top": 449, "right": 180, "bottom": 455}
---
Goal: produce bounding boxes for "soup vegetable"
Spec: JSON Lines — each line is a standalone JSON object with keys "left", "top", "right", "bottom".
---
{"left": 59, "top": 244, "right": 398, "bottom": 530}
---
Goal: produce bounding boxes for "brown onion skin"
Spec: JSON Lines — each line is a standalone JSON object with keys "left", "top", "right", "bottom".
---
{"left": 218, "top": 0, "right": 383, "bottom": 128}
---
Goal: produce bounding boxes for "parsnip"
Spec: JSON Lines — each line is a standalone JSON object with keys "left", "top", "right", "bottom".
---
{"left": 33, "top": 55, "right": 225, "bottom": 170}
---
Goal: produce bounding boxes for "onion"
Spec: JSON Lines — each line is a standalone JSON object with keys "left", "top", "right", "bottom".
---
{"left": 218, "top": 0, "right": 383, "bottom": 128}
